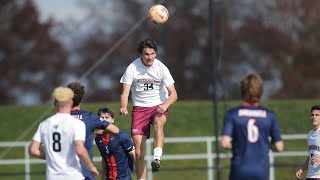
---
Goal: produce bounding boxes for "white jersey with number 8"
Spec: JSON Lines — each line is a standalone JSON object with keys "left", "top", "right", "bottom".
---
{"left": 32, "top": 113, "right": 86, "bottom": 180}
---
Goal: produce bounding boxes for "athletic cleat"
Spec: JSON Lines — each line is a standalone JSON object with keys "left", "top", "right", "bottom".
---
{"left": 151, "top": 159, "right": 161, "bottom": 173}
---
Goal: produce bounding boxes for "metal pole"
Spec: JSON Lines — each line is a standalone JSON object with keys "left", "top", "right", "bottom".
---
{"left": 207, "top": 139, "right": 213, "bottom": 180}
{"left": 269, "top": 150, "right": 275, "bottom": 180}
{"left": 25, "top": 144, "right": 30, "bottom": 180}
{"left": 209, "top": 0, "right": 220, "bottom": 179}
{"left": 147, "top": 141, "right": 153, "bottom": 180}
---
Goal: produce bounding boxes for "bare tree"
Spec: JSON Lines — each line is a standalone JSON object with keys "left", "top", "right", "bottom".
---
{"left": 0, "top": 0, "right": 68, "bottom": 104}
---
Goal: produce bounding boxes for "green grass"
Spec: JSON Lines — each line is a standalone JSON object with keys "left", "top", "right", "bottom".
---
{"left": 0, "top": 100, "right": 316, "bottom": 179}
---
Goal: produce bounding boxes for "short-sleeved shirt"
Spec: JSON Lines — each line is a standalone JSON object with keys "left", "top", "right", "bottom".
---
{"left": 307, "top": 128, "right": 320, "bottom": 178}
{"left": 32, "top": 113, "right": 86, "bottom": 180}
{"left": 120, "top": 58, "right": 175, "bottom": 107}
{"left": 95, "top": 131, "right": 134, "bottom": 180}
{"left": 221, "top": 103, "right": 282, "bottom": 180}
{"left": 71, "top": 109, "right": 111, "bottom": 180}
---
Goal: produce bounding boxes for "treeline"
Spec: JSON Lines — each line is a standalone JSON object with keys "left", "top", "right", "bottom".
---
{"left": 2, "top": 0, "right": 320, "bottom": 104}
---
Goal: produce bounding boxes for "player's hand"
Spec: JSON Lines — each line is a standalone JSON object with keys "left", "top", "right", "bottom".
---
{"left": 120, "top": 107, "right": 128, "bottom": 115}
{"left": 157, "top": 104, "right": 168, "bottom": 113}
{"left": 90, "top": 166, "right": 99, "bottom": 176}
{"left": 310, "top": 156, "right": 320, "bottom": 164}
{"left": 295, "top": 169, "right": 303, "bottom": 179}
{"left": 311, "top": 157, "right": 320, "bottom": 164}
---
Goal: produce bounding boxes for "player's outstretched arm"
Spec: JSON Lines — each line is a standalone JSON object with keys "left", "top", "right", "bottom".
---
{"left": 158, "top": 84, "right": 178, "bottom": 113}
{"left": 296, "top": 157, "right": 309, "bottom": 179}
{"left": 271, "top": 140, "right": 284, "bottom": 152}
{"left": 28, "top": 140, "right": 45, "bottom": 160}
{"left": 105, "top": 124, "right": 119, "bottom": 134}
{"left": 75, "top": 140, "right": 99, "bottom": 177}
{"left": 167, "top": 84, "right": 178, "bottom": 103}
{"left": 120, "top": 83, "right": 131, "bottom": 115}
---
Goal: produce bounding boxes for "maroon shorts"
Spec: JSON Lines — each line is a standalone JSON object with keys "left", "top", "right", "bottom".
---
{"left": 307, "top": 178, "right": 320, "bottom": 180}
{"left": 131, "top": 105, "right": 168, "bottom": 138}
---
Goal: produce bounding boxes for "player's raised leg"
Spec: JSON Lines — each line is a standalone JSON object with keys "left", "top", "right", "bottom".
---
{"left": 152, "top": 114, "right": 167, "bottom": 172}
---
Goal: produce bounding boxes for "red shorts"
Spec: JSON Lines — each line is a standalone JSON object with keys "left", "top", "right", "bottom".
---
{"left": 131, "top": 105, "right": 169, "bottom": 138}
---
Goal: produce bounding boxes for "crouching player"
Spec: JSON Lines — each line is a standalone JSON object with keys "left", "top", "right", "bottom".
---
{"left": 95, "top": 106, "right": 136, "bottom": 180}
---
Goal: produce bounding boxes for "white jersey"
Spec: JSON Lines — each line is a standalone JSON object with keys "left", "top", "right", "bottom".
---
{"left": 307, "top": 128, "right": 320, "bottom": 178}
{"left": 32, "top": 113, "right": 86, "bottom": 180}
{"left": 120, "top": 58, "right": 175, "bottom": 107}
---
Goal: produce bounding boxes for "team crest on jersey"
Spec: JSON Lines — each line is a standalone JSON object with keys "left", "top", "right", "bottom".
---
{"left": 53, "top": 125, "right": 58, "bottom": 129}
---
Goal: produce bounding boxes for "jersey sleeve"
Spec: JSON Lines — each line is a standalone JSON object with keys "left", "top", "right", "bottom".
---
{"left": 162, "top": 65, "right": 175, "bottom": 87}
{"left": 74, "top": 120, "right": 86, "bottom": 141}
{"left": 119, "top": 131, "right": 135, "bottom": 153}
{"left": 32, "top": 123, "right": 42, "bottom": 142}
{"left": 221, "top": 110, "right": 234, "bottom": 136}
{"left": 94, "top": 135, "right": 101, "bottom": 147}
{"left": 120, "top": 65, "right": 134, "bottom": 85}
{"left": 269, "top": 111, "right": 283, "bottom": 143}
{"left": 90, "top": 113, "right": 111, "bottom": 130}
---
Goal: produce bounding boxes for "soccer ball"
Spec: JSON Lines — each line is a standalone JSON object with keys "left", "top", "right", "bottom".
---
{"left": 148, "top": 4, "right": 169, "bottom": 25}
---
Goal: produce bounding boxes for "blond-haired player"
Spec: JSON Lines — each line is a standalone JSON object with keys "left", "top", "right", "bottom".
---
{"left": 28, "top": 87, "right": 99, "bottom": 180}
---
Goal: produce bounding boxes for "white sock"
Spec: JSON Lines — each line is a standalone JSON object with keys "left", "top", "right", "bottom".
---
{"left": 153, "top": 147, "right": 162, "bottom": 160}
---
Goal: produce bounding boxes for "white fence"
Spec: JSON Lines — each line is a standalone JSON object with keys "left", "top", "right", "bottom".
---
{"left": 0, "top": 134, "right": 308, "bottom": 180}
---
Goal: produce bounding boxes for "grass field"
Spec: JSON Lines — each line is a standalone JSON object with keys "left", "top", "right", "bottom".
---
{"left": 0, "top": 99, "right": 317, "bottom": 179}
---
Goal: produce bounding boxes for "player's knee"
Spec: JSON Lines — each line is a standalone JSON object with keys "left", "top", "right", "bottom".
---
{"left": 135, "top": 147, "right": 145, "bottom": 158}
{"left": 135, "top": 151, "right": 145, "bottom": 161}
{"left": 153, "top": 118, "right": 165, "bottom": 128}
{"left": 153, "top": 122, "right": 162, "bottom": 130}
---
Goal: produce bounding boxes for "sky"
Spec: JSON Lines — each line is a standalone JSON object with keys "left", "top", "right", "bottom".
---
{"left": 34, "top": 0, "right": 86, "bottom": 22}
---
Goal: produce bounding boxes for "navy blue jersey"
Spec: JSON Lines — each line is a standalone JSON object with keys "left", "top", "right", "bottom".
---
{"left": 221, "top": 103, "right": 282, "bottom": 180}
{"left": 71, "top": 109, "right": 110, "bottom": 180}
{"left": 95, "top": 131, "right": 134, "bottom": 180}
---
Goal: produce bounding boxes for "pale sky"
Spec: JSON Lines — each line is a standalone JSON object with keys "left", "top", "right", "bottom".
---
{"left": 34, "top": 0, "right": 86, "bottom": 22}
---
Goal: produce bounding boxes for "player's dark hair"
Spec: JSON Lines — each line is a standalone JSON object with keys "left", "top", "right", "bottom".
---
{"left": 240, "top": 73, "right": 263, "bottom": 104}
{"left": 66, "top": 82, "right": 85, "bottom": 107}
{"left": 311, "top": 105, "right": 320, "bottom": 112}
{"left": 137, "top": 38, "right": 157, "bottom": 54}
{"left": 97, "top": 106, "right": 115, "bottom": 118}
